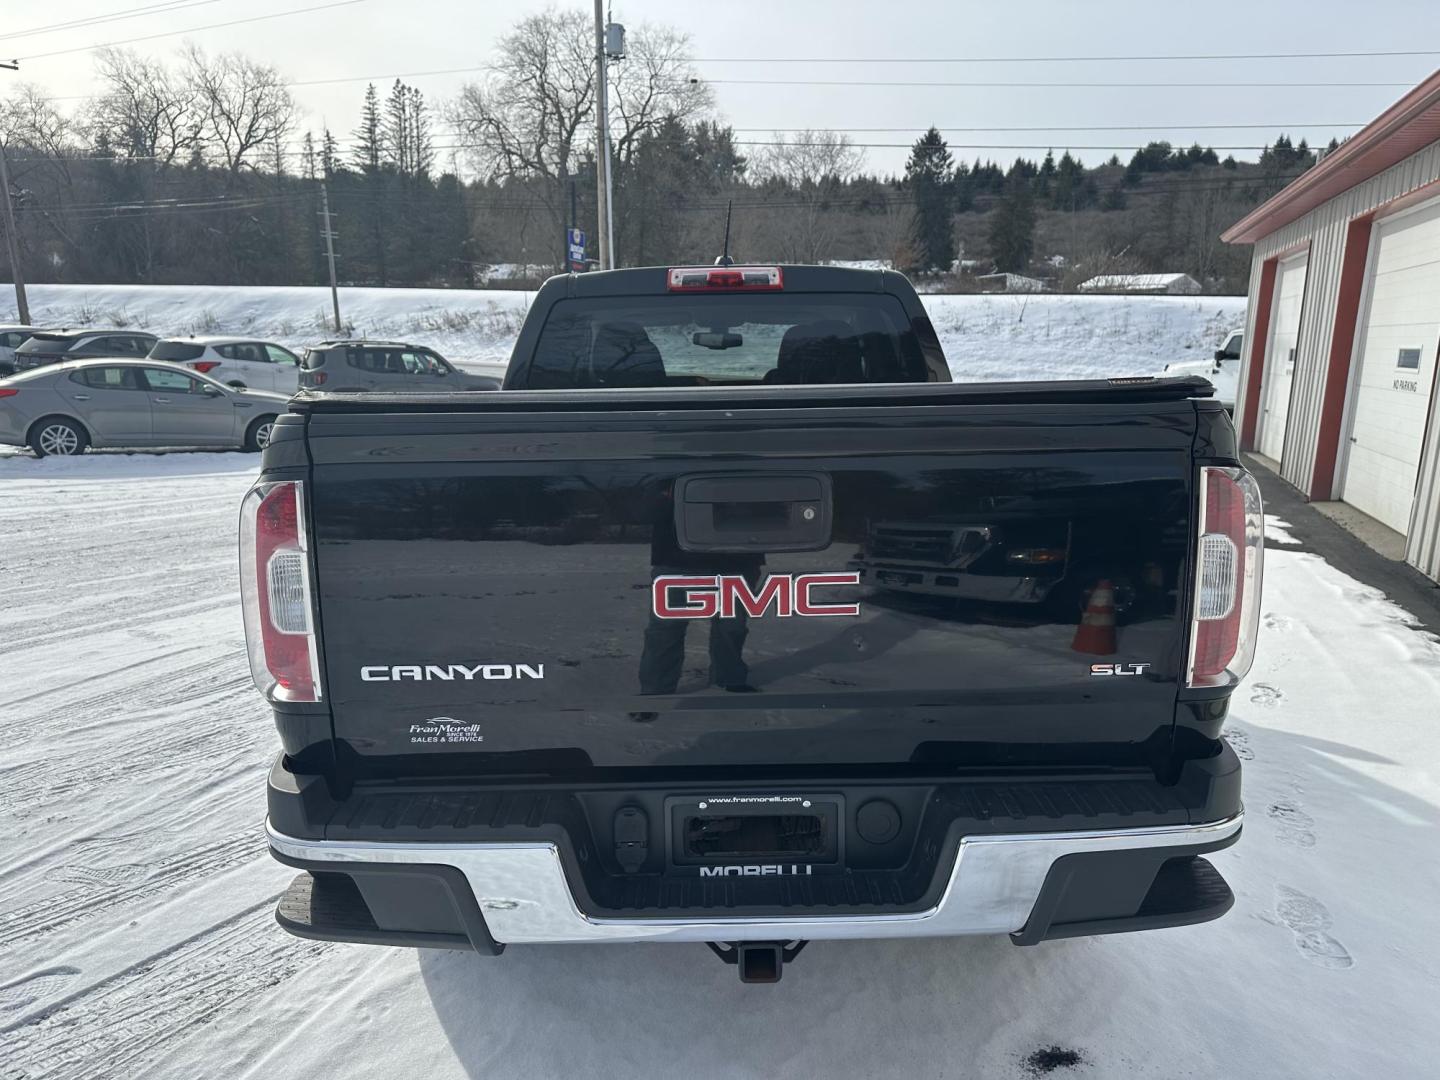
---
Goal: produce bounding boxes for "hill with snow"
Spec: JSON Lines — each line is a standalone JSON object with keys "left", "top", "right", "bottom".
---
{"left": 3, "top": 283, "right": 1246, "bottom": 383}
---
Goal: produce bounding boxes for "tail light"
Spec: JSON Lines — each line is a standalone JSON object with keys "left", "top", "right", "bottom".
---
{"left": 190, "top": 361, "right": 221, "bottom": 374}
{"left": 1187, "top": 466, "right": 1264, "bottom": 688}
{"left": 0, "top": 389, "right": 18, "bottom": 398}
{"left": 309, "top": 371, "right": 327, "bottom": 386}
{"left": 668, "top": 266, "right": 783, "bottom": 292}
{"left": 239, "top": 480, "right": 321, "bottom": 702}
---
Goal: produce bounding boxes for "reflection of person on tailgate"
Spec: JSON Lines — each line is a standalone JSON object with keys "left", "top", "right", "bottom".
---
{"left": 640, "top": 489, "right": 762, "bottom": 695}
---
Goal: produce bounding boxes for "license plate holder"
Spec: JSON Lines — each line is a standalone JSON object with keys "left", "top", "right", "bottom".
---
{"left": 665, "top": 794, "right": 843, "bottom": 877}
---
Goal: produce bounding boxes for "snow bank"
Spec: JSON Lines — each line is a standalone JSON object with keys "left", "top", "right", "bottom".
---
{"left": 5, "top": 284, "right": 1246, "bottom": 383}
{"left": 10, "top": 283, "right": 534, "bottom": 369}
{"left": 924, "top": 293, "right": 1246, "bottom": 382}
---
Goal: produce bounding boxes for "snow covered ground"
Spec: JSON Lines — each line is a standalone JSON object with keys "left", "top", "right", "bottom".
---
{"left": 1, "top": 450, "right": 1437, "bottom": 1079}
{"left": 6, "top": 283, "right": 1244, "bottom": 384}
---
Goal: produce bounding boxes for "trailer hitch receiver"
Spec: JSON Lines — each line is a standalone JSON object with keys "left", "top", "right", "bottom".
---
{"left": 705, "top": 940, "right": 808, "bottom": 983}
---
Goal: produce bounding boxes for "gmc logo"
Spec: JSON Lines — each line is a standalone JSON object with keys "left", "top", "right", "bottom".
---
{"left": 652, "top": 573, "right": 862, "bottom": 619}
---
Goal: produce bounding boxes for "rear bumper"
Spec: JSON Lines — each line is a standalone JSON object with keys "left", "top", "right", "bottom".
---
{"left": 267, "top": 810, "right": 1241, "bottom": 948}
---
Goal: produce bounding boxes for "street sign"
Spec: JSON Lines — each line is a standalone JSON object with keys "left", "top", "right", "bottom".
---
{"left": 567, "top": 227, "right": 587, "bottom": 272}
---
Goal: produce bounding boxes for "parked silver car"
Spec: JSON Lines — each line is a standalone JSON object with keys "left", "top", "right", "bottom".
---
{"left": 0, "top": 358, "right": 288, "bottom": 457}
{"left": 298, "top": 340, "right": 500, "bottom": 393}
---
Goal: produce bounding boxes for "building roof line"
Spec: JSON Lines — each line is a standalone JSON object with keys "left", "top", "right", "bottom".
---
{"left": 1222, "top": 68, "right": 1440, "bottom": 244}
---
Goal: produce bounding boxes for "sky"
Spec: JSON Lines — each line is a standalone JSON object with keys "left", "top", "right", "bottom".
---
{"left": 4, "top": 0, "right": 1440, "bottom": 175}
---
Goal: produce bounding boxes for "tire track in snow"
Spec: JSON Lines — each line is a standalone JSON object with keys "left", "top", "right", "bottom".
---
{"left": 0, "top": 645, "right": 207, "bottom": 712}
{"left": 0, "top": 832, "right": 264, "bottom": 949}
{"left": 3, "top": 596, "right": 239, "bottom": 655}
{"left": 0, "top": 706, "right": 258, "bottom": 824}
{"left": 2, "top": 650, "right": 245, "bottom": 743}
{"left": 1, "top": 900, "right": 332, "bottom": 1080}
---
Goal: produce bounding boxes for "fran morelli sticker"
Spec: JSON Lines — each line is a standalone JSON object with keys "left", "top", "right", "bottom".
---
{"left": 410, "top": 717, "right": 484, "bottom": 744}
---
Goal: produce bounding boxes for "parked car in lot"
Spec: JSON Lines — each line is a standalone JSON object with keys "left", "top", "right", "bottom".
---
{"left": 0, "top": 358, "right": 287, "bottom": 456}
{"left": 299, "top": 340, "right": 500, "bottom": 392}
{"left": 148, "top": 336, "right": 302, "bottom": 394}
{"left": 11, "top": 328, "right": 159, "bottom": 373}
{"left": 0, "top": 325, "right": 41, "bottom": 377}
{"left": 1163, "top": 328, "right": 1243, "bottom": 412}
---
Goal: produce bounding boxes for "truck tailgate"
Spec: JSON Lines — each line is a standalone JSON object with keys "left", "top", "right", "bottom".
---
{"left": 302, "top": 390, "right": 1199, "bottom": 776}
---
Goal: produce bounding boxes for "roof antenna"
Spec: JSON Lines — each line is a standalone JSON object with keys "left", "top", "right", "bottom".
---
{"left": 714, "top": 200, "right": 735, "bottom": 266}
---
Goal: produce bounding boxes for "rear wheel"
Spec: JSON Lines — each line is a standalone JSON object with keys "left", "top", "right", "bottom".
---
{"left": 244, "top": 415, "right": 276, "bottom": 452}
{"left": 28, "top": 417, "right": 89, "bottom": 458}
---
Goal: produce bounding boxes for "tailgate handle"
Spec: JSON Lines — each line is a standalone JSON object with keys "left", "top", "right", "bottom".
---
{"left": 675, "top": 473, "right": 832, "bottom": 553}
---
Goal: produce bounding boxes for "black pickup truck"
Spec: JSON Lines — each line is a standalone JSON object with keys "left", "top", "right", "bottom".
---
{"left": 248, "top": 265, "right": 1260, "bottom": 982}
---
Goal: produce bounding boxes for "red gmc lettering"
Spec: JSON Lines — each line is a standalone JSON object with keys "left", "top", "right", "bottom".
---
{"left": 793, "top": 573, "right": 862, "bottom": 617}
{"left": 652, "top": 576, "right": 720, "bottom": 618}
{"left": 653, "top": 573, "right": 861, "bottom": 619}
{"left": 719, "top": 575, "right": 791, "bottom": 618}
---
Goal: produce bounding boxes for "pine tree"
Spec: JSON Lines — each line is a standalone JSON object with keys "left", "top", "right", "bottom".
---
{"left": 1052, "top": 151, "right": 1087, "bottom": 211}
{"left": 385, "top": 81, "right": 411, "bottom": 173}
{"left": 409, "top": 86, "right": 433, "bottom": 177}
{"left": 321, "top": 129, "right": 340, "bottom": 177}
{"left": 301, "top": 131, "right": 317, "bottom": 182}
{"left": 1036, "top": 149, "right": 1056, "bottom": 200}
{"left": 351, "top": 84, "right": 388, "bottom": 284}
{"left": 903, "top": 127, "right": 955, "bottom": 273}
{"left": 987, "top": 172, "right": 1037, "bottom": 273}
{"left": 352, "top": 84, "right": 383, "bottom": 173}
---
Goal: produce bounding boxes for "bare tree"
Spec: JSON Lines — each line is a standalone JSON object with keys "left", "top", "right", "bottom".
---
{"left": 182, "top": 46, "right": 295, "bottom": 176}
{"left": 447, "top": 11, "right": 595, "bottom": 192}
{"left": 1, "top": 84, "right": 76, "bottom": 177}
{"left": 752, "top": 130, "right": 866, "bottom": 262}
{"left": 87, "top": 48, "right": 201, "bottom": 166}
{"left": 607, "top": 24, "right": 712, "bottom": 164}
{"left": 447, "top": 10, "right": 710, "bottom": 268}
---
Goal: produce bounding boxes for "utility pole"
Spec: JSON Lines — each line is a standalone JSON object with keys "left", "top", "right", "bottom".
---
{"left": 0, "top": 59, "right": 30, "bottom": 325}
{"left": 318, "top": 182, "right": 341, "bottom": 333}
{"left": 592, "top": 0, "right": 610, "bottom": 271}
{"left": 601, "top": 15, "right": 624, "bottom": 270}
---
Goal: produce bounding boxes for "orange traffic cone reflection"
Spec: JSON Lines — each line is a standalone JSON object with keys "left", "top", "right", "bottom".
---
{"left": 1071, "top": 579, "right": 1117, "bottom": 655}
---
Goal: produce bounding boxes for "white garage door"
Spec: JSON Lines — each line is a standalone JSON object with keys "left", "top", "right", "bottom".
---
{"left": 1341, "top": 198, "right": 1440, "bottom": 535}
{"left": 1259, "top": 252, "right": 1309, "bottom": 462}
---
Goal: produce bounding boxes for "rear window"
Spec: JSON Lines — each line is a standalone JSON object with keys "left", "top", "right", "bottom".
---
{"left": 522, "top": 294, "right": 928, "bottom": 389}
{"left": 345, "top": 346, "right": 447, "bottom": 375}
{"left": 73, "top": 366, "right": 143, "bottom": 389}
{"left": 16, "top": 333, "right": 71, "bottom": 352}
{"left": 149, "top": 341, "right": 206, "bottom": 362}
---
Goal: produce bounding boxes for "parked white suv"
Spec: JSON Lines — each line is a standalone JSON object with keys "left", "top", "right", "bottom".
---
{"left": 1163, "top": 328, "right": 1242, "bottom": 412}
{"left": 148, "top": 337, "right": 301, "bottom": 394}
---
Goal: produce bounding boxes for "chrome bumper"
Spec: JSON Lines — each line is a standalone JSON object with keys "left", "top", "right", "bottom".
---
{"left": 267, "top": 812, "right": 1242, "bottom": 945}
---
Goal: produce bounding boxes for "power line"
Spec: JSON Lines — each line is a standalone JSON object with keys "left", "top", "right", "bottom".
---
{"left": 18, "top": 0, "right": 370, "bottom": 61}
{"left": 16, "top": 190, "right": 311, "bottom": 213}
{"left": 290, "top": 64, "right": 489, "bottom": 89}
{"left": 722, "top": 123, "right": 1358, "bottom": 134}
{"left": 691, "top": 49, "right": 1440, "bottom": 64}
{"left": 0, "top": 1, "right": 225, "bottom": 46}
{"left": 727, "top": 140, "right": 1282, "bottom": 151}
{"left": 697, "top": 78, "right": 1417, "bottom": 89}
{"left": 24, "top": 71, "right": 1417, "bottom": 104}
